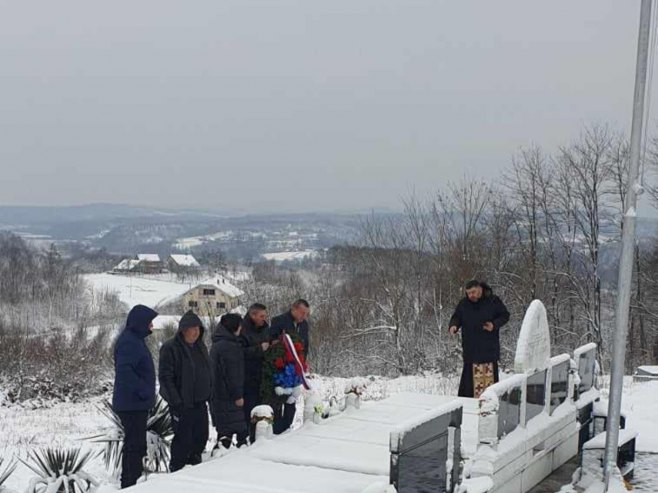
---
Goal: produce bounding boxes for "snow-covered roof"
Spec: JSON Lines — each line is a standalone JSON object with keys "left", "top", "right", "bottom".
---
{"left": 637, "top": 365, "right": 658, "bottom": 376}
{"left": 170, "top": 254, "right": 200, "bottom": 267}
{"left": 195, "top": 276, "right": 244, "bottom": 298}
{"left": 114, "top": 259, "right": 140, "bottom": 271}
{"left": 137, "top": 254, "right": 161, "bottom": 262}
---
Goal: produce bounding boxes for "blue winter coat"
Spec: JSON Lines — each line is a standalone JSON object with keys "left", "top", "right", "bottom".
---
{"left": 112, "top": 305, "right": 158, "bottom": 412}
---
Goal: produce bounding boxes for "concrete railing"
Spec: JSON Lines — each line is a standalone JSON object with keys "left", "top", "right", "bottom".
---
{"left": 389, "top": 401, "right": 463, "bottom": 493}
{"left": 573, "top": 343, "right": 599, "bottom": 452}
{"left": 465, "top": 344, "right": 597, "bottom": 493}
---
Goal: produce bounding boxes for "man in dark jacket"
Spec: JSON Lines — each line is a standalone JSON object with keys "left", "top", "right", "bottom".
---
{"left": 158, "top": 310, "right": 211, "bottom": 472}
{"left": 112, "top": 304, "right": 158, "bottom": 489}
{"left": 209, "top": 313, "right": 248, "bottom": 449}
{"left": 239, "top": 303, "right": 270, "bottom": 442}
{"left": 269, "top": 299, "right": 310, "bottom": 434}
{"left": 449, "top": 280, "right": 510, "bottom": 398}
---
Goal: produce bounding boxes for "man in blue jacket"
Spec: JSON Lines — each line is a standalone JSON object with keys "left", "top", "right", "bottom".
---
{"left": 112, "top": 304, "right": 158, "bottom": 489}
{"left": 269, "top": 299, "right": 310, "bottom": 434}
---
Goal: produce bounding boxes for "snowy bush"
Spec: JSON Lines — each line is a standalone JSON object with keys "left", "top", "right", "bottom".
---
{"left": 0, "top": 457, "right": 17, "bottom": 492}
{"left": 0, "top": 233, "right": 122, "bottom": 406}
{"left": 19, "top": 448, "right": 98, "bottom": 493}
{"left": 88, "top": 397, "right": 173, "bottom": 475}
{"left": 0, "top": 325, "right": 113, "bottom": 405}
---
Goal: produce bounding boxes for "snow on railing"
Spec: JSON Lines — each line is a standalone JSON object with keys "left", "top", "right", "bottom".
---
{"left": 572, "top": 343, "right": 600, "bottom": 454}
{"left": 573, "top": 343, "right": 598, "bottom": 404}
{"left": 478, "top": 375, "right": 525, "bottom": 444}
{"left": 548, "top": 353, "right": 572, "bottom": 415}
{"left": 477, "top": 351, "right": 582, "bottom": 447}
{"left": 390, "top": 401, "right": 463, "bottom": 493}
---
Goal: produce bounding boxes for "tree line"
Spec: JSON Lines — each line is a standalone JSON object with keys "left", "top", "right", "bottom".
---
{"left": 247, "top": 124, "right": 658, "bottom": 377}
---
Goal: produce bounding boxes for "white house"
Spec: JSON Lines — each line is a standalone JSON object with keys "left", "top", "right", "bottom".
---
{"left": 169, "top": 254, "right": 201, "bottom": 271}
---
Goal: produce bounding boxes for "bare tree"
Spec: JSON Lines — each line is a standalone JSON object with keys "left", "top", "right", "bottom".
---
{"left": 555, "top": 125, "right": 615, "bottom": 354}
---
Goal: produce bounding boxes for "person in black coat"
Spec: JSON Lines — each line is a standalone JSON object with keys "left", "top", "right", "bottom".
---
{"left": 158, "top": 310, "right": 211, "bottom": 472}
{"left": 449, "top": 280, "right": 510, "bottom": 398}
{"left": 269, "top": 299, "right": 310, "bottom": 434}
{"left": 112, "top": 304, "right": 158, "bottom": 489}
{"left": 239, "top": 303, "right": 270, "bottom": 442}
{"left": 209, "top": 313, "right": 248, "bottom": 449}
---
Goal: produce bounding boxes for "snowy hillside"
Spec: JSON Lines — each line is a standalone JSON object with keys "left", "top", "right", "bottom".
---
{"left": 84, "top": 273, "right": 195, "bottom": 309}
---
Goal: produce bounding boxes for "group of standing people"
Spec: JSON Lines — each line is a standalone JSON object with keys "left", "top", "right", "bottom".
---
{"left": 111, "top": 299, "right": 311, "bottom": 489}
{"left": 111, "top": 278, "right": 510, "bottom": 489}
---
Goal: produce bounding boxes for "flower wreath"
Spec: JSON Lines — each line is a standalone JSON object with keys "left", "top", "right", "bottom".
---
{"left": 261, "top": 331, "right": 309, "bottom": 405}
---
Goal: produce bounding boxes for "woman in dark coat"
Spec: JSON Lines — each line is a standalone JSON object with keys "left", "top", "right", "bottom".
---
{"left": 209, "top": 313, "right": 248, "bottom": 449}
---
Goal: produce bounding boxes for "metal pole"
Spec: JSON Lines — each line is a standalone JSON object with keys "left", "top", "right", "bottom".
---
{"left": 603, "top": 0, "right": 653, "bottom": 488}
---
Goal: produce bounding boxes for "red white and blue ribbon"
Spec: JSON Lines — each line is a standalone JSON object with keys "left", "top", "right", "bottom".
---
{"left": 283, "top": 333, "right": 311, "bottom": 390}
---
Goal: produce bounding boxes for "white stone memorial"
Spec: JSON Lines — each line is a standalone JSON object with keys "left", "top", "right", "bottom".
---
{"left": 470, "top": 300, "right": 580, "bottom": 493}
{"left": 514, "top": 299, "right": 551, "bottom": 373}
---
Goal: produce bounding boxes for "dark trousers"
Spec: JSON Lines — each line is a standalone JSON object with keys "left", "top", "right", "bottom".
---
{"left": 169, "top": 402, "right": 209, "bottom": 472}
{"left": 217, "top": 431, "right": 248, "bottom": 449}
{"left": 118, "top": 410, "right": 148, "bottom": 489}
{"left": 458, "top": 361, "right": 499, "bottom": 397}
{"left": 273, "top": 402, "right": 296, "bottom": 435}
{"left": 243, "top": 389, "right": 260, "bottom": 443}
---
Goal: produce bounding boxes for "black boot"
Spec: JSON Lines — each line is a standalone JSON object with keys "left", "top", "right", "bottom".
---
{"left": 186, "top": 453, "right": 202, "bottom": 466}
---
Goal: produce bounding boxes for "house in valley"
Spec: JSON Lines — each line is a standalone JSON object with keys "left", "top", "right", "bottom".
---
{"left": 112, "top": 254, "right": 164, "bottom": 274}
{"left": 152, "top": 276, "right": 244, "bottom": 316}
{"left": 168, "top": 254, "right": 201, "bottom": 274}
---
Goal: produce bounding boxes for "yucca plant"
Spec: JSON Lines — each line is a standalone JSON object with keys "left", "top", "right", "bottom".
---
{"left": 88, "top": 397, "right": 173, "bottom": 476}
{"left": 0, "top": 456, "right": 17, "bottom": 491}
{"left": 144, "top": 398, "right": 174, "bottom": 473}
{"left": 19, "top": 448, "right": 98, "bottom": 493}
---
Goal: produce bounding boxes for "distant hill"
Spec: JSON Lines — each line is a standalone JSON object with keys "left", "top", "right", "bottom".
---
{"left": 0, "top": 204, "right": 365, "bottom": 259}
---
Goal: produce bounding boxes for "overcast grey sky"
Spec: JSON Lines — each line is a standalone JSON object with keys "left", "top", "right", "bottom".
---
{"left": 0, "top": 1, "right": 652, "bottom": 212}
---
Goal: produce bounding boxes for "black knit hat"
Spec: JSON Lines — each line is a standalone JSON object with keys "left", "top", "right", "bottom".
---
{"left": 219, "top": 313, "right": 242, "bottom": 334}
{"left": 179, "top": 310, "right": 203, "bottom": 332}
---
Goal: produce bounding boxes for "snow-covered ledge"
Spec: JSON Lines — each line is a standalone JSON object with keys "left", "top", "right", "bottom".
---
{"left": 390, "top": 400, "right": 463, "bottom": 493}
{"left": 573, "top": 342, "right": 599, "bottom": 407}
{"left": 477, "top": 374, "right": 526, "bottom": 446}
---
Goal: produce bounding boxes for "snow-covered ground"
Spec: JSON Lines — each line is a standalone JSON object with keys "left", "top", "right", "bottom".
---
{"left": 84, "top": 273, "right": 196, "bottom": 309}
{"left": 0, "top": 395, "right": 111, "bottom": 492}
{"left": 0, "top": 374, "right": 458, "bottom": 492}
{"left": 173, "top": 232, "right": 233, "bottom": 250}
{"left": 598, "top": 376, "right": 658, "bottom": 453}
{"left": 261, "top": 250, "right": 319, "bottom": 262}
{"left": 1, "top": 374, "right": 656, "bottom": 493}
{"left": 84, "top": 273, "right": 244, "bottom": 311}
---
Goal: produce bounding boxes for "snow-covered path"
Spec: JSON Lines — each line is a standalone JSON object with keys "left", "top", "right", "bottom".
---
{"left": 2, "top": 374, "right": 657, "bottom": 492}
{"left": 96, "top": 392, "right": 470, "bottom": 493}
